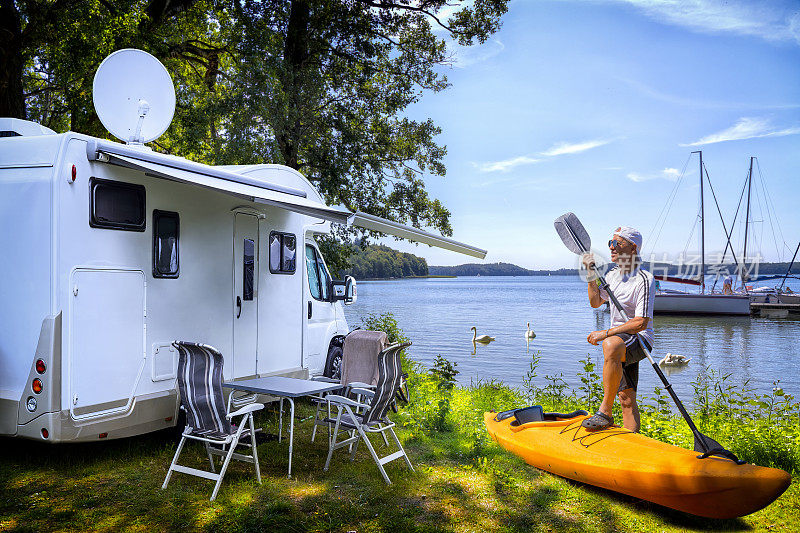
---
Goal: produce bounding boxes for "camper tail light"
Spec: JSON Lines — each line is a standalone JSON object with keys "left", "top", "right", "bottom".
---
{"left": 36, "top": 359, "right": 46, "bottom": 374}
{"left": 32, "top": 378, "right": 43, "bottom": 394}
{"left": 70, "top": 164, "right": 77, "bottom": 183}
{"left": 26, "top": 396, "right": 37, "bottom": 412}
{"left": 41, "top": 428, "right": 49, "bottom": 439}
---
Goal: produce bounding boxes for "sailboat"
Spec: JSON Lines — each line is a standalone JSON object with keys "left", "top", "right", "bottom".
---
{"left": 653, "top": 151, "right": 751, "bottom": 315}
{"left": 732, "top": 158, "right": 800, "bottom": 305}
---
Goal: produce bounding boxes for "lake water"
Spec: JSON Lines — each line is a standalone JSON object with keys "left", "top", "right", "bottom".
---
{"left": 344, "top": 276, "right": 800, "bottom": 404}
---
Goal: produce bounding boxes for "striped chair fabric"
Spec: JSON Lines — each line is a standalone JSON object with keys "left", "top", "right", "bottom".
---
{"left": 162, "top": 341, "right": 263, "bottom": 501}
{"left": 175, "top": 342, "right": 233, "bottom": 440}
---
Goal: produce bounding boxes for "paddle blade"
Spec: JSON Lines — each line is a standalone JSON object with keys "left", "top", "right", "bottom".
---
{"left": 554, "top": 212, "right": 591, "bottom": 255}
{"left": 694, "top": 431, "right": 746, "bottom": 464}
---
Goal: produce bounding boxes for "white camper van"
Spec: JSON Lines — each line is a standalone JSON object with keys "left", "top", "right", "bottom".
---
{"left": 0, "top": 50, "right": 485, "bottom": 443}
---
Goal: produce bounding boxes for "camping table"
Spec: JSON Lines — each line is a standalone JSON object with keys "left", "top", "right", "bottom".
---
{"left": 223, "top": 376, "right": 343, "bottom": 477}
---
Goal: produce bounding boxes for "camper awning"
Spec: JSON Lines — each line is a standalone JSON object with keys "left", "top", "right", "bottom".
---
{"left": 350, "top": 212, "right": 487, "bottom": 258}
{"left": 89, "top": 141, "right": 486, "bottom": 258}
{"left": 94, "top": 149, "right": 353, "bottom": 225}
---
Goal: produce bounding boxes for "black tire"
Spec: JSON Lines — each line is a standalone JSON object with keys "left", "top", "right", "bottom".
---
{"left": 323, "top": 344, "right": 343, "bottom": 379}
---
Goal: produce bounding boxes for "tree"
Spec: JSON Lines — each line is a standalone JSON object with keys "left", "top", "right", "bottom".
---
{"left": 214, "top": 0, "right": 509, "bottom": 239}
{"left": 6, "top": 0, "right": 228, "bottom": 140}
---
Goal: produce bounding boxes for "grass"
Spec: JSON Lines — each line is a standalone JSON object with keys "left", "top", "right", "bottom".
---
{"left": 0, "top": 394, "right": 796, "bottom": 532}
{"left": 1, "top": 314, "right": 797, "bottom": 531}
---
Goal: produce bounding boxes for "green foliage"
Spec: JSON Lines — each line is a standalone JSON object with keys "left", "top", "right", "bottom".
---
{"left": 689, "top": 367, "right": 800, "bottom": 472}
{"left": 521, "top": 350, "right": 541, "bottom": 403}
{"left": 359, "top": 312, "right": 410, "bottom": 345}
{"left": 339, "top": 243, "right": 428, "bottom": 280}
{"left": 577, "top": 354, "right": 603, "bottom": 413}
{"left": 399, "top": 354, "right": 460, "bottom": 433}
{"left": 429, "top": 355, "right": 459, "bottom": 392}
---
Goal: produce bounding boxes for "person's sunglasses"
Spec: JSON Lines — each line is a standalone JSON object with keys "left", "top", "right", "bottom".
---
{"left": 608, "top": 239, "right": 627, "bottom": 250}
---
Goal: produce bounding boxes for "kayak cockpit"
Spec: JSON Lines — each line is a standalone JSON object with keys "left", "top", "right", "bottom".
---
{"left": 494, "top": 405, "right": 589, "bottom": 427}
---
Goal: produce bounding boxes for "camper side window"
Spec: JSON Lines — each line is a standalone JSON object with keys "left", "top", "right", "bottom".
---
{"left": 153, "top": 210, "right": 179, "bottom": 278}
{"left": 89, "top": 177, "right": 146, "bottom": 231}
{"left": 243, "top": 238, "right": 255, "bottom": 300}
{"left": 269, "top": 232, "right": 297, "bottom": 274}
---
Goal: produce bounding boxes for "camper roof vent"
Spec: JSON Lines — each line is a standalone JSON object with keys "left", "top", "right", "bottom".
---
{"left": 0, "top": 118, "right": 56, "bottom": 137}
{"left": 93, "top": 49, "right": 175, "bottom": 146}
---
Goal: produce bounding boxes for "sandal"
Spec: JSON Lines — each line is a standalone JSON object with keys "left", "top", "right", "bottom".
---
{"left": 581, "top": 411, "right": 613, "bottom": 431}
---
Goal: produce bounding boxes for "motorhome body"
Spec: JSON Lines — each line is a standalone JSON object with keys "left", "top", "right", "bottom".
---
{"left": 0, "top": 117, "right": 485, "bottom": 443}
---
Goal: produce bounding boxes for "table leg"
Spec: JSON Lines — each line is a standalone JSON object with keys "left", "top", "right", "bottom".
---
{"left": 278, "top": 397, "right": 283, "bottom": 442}
{"left": 287, "top": 397, "right": 295, "bottom": 478}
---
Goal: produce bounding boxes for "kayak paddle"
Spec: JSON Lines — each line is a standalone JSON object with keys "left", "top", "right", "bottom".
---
{"left": 554, "top": 212, "right": 745, "bottom": 464}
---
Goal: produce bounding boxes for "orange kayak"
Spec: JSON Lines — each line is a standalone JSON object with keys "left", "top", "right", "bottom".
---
{"left": 484, "top": 410, "right": 790, "bottom": 518}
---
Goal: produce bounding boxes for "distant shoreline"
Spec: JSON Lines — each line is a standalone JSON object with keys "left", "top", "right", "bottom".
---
{"left": 356, "top": 275, "right": 456, "bottom": 281}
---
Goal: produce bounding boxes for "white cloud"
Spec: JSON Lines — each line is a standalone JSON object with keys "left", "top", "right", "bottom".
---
{"left": 615, "top": 0, "right": 800, "bottom": 45}
{"left": 683, "top": 117, "right": 800, "bottom": 146}
{"left": 539, "top": 139, "right": 612, "bottom": 156}
{"left": 627, "top": 167, "right": 681, "bottom": 182}
{"left": 474, "top": 156, "right": 540, "bottom": 173}
{"left": 475, "top": 137, "right": 615, "bottom": 173}
{"left": 447, "top": 38, "right": 505, "bottom": 68}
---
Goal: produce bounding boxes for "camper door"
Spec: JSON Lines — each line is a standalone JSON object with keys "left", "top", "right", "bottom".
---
{"left": 303, "top": 241, "right": 336, "bottom": 372}
{"left": 233, "top": 213, "right": 259, "bottom": 378}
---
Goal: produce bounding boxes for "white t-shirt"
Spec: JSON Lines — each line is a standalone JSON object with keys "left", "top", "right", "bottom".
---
{"left": 598, "top": 265, "right": 656, "bottom": 348}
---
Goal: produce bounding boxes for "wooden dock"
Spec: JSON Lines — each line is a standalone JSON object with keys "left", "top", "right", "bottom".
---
{"left": 750, "top": 302, "right": 800, "bottom": 318}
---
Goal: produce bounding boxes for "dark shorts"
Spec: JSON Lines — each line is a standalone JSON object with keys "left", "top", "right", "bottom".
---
{"left": 615, "top": 333, "right": 648, "bottom": 392}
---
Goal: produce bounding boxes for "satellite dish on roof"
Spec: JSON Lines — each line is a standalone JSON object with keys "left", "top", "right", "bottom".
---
{"left": 92, "top": 49, "right": 175, "bottom": 145}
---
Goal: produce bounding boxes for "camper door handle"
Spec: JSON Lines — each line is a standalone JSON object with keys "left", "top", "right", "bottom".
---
{"left": 308, "top": 301, "right": 312, "bottom": 319}
{"left": 236, "top": 296, "right": 242, "bottom": 318}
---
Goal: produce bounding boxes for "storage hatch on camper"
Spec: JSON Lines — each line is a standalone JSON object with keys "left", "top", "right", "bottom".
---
{"left": 69, "top": 269, "right": 146, "bottom": 419}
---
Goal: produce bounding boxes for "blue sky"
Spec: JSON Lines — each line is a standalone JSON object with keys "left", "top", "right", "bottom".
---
{"left": 383, "top": 0, "right": 800, "bottom": 269}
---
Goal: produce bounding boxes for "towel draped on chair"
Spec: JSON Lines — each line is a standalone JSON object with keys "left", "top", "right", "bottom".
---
{"left": 341, "top": 330, "right": 388, "bottom": 386}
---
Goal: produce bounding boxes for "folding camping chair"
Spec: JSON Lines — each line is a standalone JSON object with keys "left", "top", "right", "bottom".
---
{"left": 162, "top": 341, "right": 263, "bottom": 501}
{"left": 323, "top": 342, "right": 414, "bottom": 484}
{"left": 311, "top": 330, "right": 388, "bottom": 445}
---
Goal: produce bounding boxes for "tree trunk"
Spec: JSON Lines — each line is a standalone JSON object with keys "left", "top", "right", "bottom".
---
{"left": 278, "top": 0, "right": 310, "bottom": 170}
{"left": 0, "top": 0, "right": 26, "bottom": 119}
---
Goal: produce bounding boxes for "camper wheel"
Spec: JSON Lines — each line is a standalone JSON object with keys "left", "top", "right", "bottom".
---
{"left": 324, "top": 343, "right": 343, "bottom": 379}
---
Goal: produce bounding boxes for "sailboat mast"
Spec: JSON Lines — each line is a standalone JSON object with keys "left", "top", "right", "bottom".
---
{"left": 742, "top": 156, "right": 754, "bottom": 285}
{"left": 699, "top": 151, "right": 705, "bottom": 294}
{"left": 779, "top": 241, "right": 800, "bottom": 291}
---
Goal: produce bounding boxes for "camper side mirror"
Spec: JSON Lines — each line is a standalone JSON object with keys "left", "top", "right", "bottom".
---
{"left": 330, "top": 276, "right": 357, "bottom": 305}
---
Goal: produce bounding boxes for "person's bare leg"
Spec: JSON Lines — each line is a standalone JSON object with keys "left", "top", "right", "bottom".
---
{"left": 618, "top": 388, "right": 640, "bottom": 432}
{"left": 599, "top": 336, "right": 626, "bottom": 418}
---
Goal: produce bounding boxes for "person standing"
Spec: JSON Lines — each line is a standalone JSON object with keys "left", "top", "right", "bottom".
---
{"left": 582, "top": 227, "right": 655, "bottom": 432}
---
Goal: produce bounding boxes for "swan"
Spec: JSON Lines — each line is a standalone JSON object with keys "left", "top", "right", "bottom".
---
{"left": 525, "top": 322, "right": 536, "bottom": 340}
{"left": 659, "top": 353, "right": 691, "bottom": 366}
{"left": 471, "top": 326, "right": 495, "bottom": 344}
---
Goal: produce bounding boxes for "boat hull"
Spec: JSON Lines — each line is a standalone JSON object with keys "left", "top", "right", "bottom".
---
{"left": 654, "top": 293, "right": 751, "bottom": 315}
{"left": 484, "top": 412, "right": 790, "bottom": 519}
{"left": 749, "top": 292, "right": 800, "bottom": 305}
